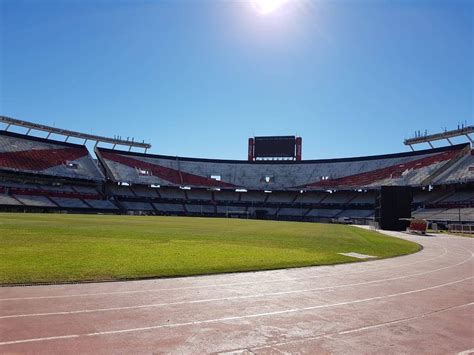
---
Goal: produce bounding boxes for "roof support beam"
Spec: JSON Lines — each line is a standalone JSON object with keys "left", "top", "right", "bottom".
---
{"left": 0, "top": 115, "right": 151, "bottom": 150}
{"left": 404, "top": 125, "right": 473, "bottom": 149}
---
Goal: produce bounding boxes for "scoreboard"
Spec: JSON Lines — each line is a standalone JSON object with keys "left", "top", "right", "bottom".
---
{"left": 248, "top": 136, "right": 302, "bottom": 161}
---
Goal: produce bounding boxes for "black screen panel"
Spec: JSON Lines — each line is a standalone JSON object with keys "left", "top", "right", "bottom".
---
{"left": 254, "top": 136, "right": 296, "bottom": 158}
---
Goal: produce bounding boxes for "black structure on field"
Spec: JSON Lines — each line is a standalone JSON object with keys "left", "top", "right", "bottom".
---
{"left": 375, "top": 186, "right": 413, "bottom": 231}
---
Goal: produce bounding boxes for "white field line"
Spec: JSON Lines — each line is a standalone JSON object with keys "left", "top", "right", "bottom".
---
{"left": 0, "top": 244, "right": 451, "bottom": 302}
{"left": 0, "top": 276, "right": 472, "bottom": 346}
{"left": 1, "top": 251, "right": 472, "bottom": 319}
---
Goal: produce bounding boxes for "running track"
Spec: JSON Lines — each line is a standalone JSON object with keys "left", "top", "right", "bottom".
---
{"left": 1, "top": 228, "right": 473, "bottom": 354}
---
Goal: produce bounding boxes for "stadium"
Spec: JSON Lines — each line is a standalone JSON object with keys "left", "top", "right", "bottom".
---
{"left": 0, "top": 116, "right": 472, "bottom": 225}
{"left": 1, "top": 116, "right": 473, "bottom": 353}
{"left": 1, "top": 0, "right": 473, "bottom": 351}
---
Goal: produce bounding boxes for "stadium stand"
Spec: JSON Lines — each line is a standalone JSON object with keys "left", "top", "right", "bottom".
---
{"left": 413, "top": 207, "right": 474, "bottom": 222}
{"left": 50, "top": 197, "right": 90, "bottom": 209}
{"left": 186, "top": 204, "right": 216, "bottom": 214}
{"left": 0, "top": 127, "right": 472, "bottom": 224}
{"left": 85, "top": 199, "right": 118, "bottom": 210}
{"left": 214, "top": 190, "right": 240, "bottom": 202}
{"left": 266, "top": 191, "right": 297, "bottom": 203}
{"left": 306, "top": 209, "right": 342, "bottom": 218}
{"left": 294, "top": 191, "right": 327, "bottom": 204}
{"left": 0, "top": 131, "right": 103, "bottom": 181}
{"left": 14, "top": 195, "right": 57, "bottom": 207}
{"left": 186, "top": 189, "right": 213, "bottom": 201}
{"left": 153, "top": 203, "right": 185, "bottom": 213}
{"left": 240, "top": 191, "right": 268, "bottom": 203}
{"left": 0, "top": 194, "right": 22, "bottom": 206}
{"left": 131, "top": 185, "right": 159, "bottom": 198}
{"left": 157, "top": 187, "right": 186, "bottom": 200}
{"left": 107, "top": 184, "right": 135, "bottom": 197}
{"left": 96, "top": 143, "right": 469, "bottom": 190}
{"left": 216, "top": 205, "right": 247, "bottom": 214}
{"left": 433, "top": 153, "right": 474, "bottom": 185}
{"left": 119, "top": 201, "right": 154, "bottom": 211}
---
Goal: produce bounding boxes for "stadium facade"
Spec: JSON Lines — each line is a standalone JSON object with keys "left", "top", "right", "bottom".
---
{"left": 0, "top": 126, "right": 472, "bottom": 224}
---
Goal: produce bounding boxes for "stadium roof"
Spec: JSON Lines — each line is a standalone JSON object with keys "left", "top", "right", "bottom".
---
{"left": 0, "top": 115, "right": 151, "bottom": 151}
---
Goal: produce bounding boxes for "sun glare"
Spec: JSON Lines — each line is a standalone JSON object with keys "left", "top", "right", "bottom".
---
{"left": 251, "top": 0, "right": 289, "bottom": 15}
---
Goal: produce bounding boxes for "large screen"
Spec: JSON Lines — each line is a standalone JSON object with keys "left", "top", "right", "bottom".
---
{"left": 254, "top": 136, "right": 296, "bottom": 158}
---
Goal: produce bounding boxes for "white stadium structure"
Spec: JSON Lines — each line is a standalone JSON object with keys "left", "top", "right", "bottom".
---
{"left": 0, "top": 118, "right": 473, "bottom": 225}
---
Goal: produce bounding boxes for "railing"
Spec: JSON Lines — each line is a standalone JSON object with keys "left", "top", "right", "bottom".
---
{"left": 448, "top": 224, "right": 474, "bottom": 234}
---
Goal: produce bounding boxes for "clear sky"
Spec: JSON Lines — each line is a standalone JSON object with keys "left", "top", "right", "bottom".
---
{"left": 0, "top": 0, "right": 472, "bottom": 160}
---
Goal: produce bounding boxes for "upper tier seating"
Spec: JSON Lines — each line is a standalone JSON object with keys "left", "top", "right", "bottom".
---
{"left": 96, "top": 144, "right": 470, "bottom": 190}
{"left": 0, "top": 131, "right": 104, "bottom": 181}
{"left": 433, "top": 152, "right": 474, "bottom": 185}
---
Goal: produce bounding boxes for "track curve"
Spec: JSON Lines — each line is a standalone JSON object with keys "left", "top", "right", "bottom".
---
{"left": 1, "top": 229, "right": 473, "bottom": 354}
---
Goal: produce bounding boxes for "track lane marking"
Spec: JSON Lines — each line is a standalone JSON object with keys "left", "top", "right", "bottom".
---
{"left": 0, "top": 244, "right": 450, "bottom": 301}
{"left": 249, "top": 302, "right": 474, "bottom": 352}
{"left": 0, "top": 276, "right": 472, "bottom": 346}
{"left": 1, "top": 249, "right": 471, "bottom": 319}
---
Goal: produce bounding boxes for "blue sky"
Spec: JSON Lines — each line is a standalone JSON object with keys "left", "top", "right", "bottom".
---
{"left": 0, "top": 0, "right": 472, "bottom": 159}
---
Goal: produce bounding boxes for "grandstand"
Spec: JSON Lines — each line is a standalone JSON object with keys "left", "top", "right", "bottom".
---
{"left": 0, "top": 122, "right": 472, "bottom": 224}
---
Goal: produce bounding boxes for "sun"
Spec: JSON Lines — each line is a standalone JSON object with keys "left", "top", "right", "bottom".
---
{"left": 251, "top": 0, "right": 289, "bottom": 15}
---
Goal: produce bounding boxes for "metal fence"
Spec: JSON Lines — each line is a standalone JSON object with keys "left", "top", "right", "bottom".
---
{"left": 448, "top": 224, "right": 474, "bottom": 234}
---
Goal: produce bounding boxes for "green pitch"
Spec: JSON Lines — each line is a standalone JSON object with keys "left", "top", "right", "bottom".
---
{"left": 0, "top": 213, "right": 420, "bottom": 284}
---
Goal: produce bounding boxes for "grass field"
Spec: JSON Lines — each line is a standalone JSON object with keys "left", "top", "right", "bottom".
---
{"left": 0, "top": 213, "right": 421, "bottom": 284}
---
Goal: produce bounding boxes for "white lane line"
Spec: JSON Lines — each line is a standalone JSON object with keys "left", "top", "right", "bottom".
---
{"left": 0, "top": 276, "right": 471, "bottom": 346}
{"left": 1, "top": 250, "right": 471, "bottom": 319}
{"left": 0, "top": 244, "right": 450, "bottom": 302}
{"left": 250, "top": 302, "right": 474, "bottom": 351}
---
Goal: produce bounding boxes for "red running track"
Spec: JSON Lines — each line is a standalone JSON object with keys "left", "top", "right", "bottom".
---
{"left": 0, "top": 228, "right": 473, "bottom": 354}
